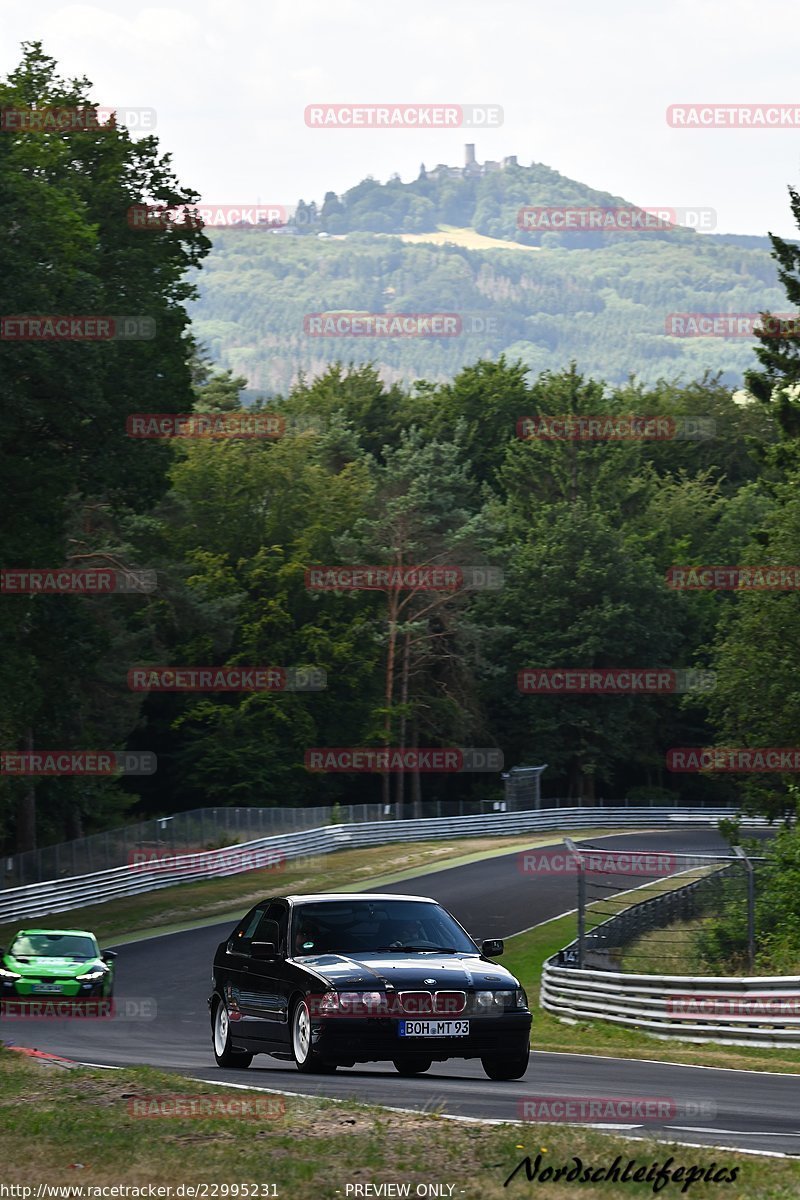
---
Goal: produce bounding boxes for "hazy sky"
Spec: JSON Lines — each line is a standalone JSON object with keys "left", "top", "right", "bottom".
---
{"left": 3, "top": 0, "right": 800, "bottom": 238}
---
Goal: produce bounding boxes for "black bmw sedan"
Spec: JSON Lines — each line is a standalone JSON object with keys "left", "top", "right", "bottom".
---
{"left": 209, "top": 893, "right": 531, "bottom": 1079}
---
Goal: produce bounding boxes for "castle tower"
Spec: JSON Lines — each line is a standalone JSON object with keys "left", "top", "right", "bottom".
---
{"left": 465, "top": 143, "right": 476, "bottom": 168}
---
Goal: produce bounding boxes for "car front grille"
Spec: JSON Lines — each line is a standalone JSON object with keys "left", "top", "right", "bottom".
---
{"left": 396, "top": 990, "right": 466, "bottom": 1015}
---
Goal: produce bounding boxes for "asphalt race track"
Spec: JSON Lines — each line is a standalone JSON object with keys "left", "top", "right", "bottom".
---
{"left": 3, "top": 828, "right": 798, "bottom": 1156}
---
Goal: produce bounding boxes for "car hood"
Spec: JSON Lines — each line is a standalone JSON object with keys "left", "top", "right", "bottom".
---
{"left": 3, "top": 955, "right": 104, "bottom": 978}
{"left": 297, "top": 952, "right": 518, "bottom": 990}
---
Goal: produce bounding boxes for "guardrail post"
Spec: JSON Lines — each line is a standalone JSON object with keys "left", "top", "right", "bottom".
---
{"left": 564, "top": 837, "right": 585, "bottom": 968}
{"left": 734, "top": 845, "right": 756, "bottom": 973}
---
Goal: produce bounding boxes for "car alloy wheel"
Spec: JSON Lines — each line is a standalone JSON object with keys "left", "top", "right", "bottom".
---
{"left": 291, "top": 998, "right": 337, "bottom": 1073}
{"left": 212, "top": 998, "right": 253, "bottom": 1069}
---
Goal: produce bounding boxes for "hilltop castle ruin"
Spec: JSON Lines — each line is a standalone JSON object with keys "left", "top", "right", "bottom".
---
{"left": 420, "top": 145, "right": 519, "bottom": 182}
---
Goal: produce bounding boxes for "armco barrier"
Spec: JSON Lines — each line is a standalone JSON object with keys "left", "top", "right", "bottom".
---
{"left": 540, "top": 855, "right": 799, "bottom": 1048}
{"left": 541, "top": 961, "right": 800, "bottom": 1047}
{"left": 0, "top": 806, "right": 759, "bottom": 923}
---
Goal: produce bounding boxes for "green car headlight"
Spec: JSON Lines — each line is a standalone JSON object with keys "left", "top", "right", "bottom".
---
{"left": 0, "top": 967, "right": 21, "bottom": 980}
{"left": 76, "top": 969, "right": 106, "bottom": 982}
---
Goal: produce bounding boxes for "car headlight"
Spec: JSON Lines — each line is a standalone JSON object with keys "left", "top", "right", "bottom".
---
{"left": 76, "top": 969, "right": 106, "bottom": 982}
{"left": 315, "top": 990, "right": 340, "bottom": 1014}
{"left": 475, "top": 990, "right": 506, "bottom": 1010}
{"left": 0, "top": 967, "right": 21, "bottom": 980}
{"left": 474, "top": 989, "right": 527, "bottom": 1011}
{"left": 313, "top": 990, "right": 386, "bottom": 1016}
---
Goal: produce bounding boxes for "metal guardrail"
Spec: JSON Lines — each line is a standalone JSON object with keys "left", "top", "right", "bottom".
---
{"left": 540, "top": 854, "right": 800, "bottom": 1047}
{"left": 0, "top": 806, "right": 757, "bottom": 924}
{"left": 1, "top": 795, "right": 737, "bottom": 889}
{"left": 541, "top": 961, "right": 800, "bottom": 1047}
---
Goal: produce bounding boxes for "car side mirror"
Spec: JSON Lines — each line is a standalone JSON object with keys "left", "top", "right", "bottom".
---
{"left": 481, "top": 939, "right": 504, "bottom": 957}
{"left": 102, "top": 950, "right": 117, "bottom": 962}
{"left": 251, "top": 941, "right": 279, "bottom": 960}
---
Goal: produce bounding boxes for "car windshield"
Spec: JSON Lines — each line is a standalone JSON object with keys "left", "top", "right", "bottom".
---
{"left": 10, "top": 933, "right": 96, "bottom": 960}
{"left": 290, "top": 900, "right": 476, "bottom": 957}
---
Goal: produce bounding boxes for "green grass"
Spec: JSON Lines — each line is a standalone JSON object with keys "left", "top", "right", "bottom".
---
{"left": 619, "top": 916, "right": 712, "bottom": 975}
{"left": 2, "top": 1050, "right": 798, "bottom": 1197}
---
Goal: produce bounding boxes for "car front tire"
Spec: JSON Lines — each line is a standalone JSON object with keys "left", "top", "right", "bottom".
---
{"left": 392, "top": 1058, "right": 432, "bottom": 1076}
{"left": 212, "top": 998, "right": 253, "bottom": 1069}
{"left": 291, "top": 998, "right": 337, "bottom": 1073}
{"left": 481, "top": 1042, "right": 530, "bottom": 1081}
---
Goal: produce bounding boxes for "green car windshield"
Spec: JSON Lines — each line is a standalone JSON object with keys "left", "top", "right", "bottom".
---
{"left": 10, "top": 933, "right": 97, "bottom": 959}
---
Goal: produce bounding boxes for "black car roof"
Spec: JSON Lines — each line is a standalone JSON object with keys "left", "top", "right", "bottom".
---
{"left": 285, "top": 893, "right": 437, "bottom": 904}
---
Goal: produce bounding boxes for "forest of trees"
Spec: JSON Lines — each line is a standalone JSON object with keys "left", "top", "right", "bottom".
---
{"left": 5, "top": 44, "right": 800, "bottom": 866}
{"left": 191, "top": 225, "right": 783, "bottom": 393}
{"left": 191, "top": 151, "right": 786, "bottom": 393}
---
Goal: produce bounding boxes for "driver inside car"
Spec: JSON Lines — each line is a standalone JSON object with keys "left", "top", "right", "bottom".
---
{"left": 293, "top": 920, "right": 321, "bottom": 955}
{"left": 390, "top": 919, "right": 425, "bottom": 946}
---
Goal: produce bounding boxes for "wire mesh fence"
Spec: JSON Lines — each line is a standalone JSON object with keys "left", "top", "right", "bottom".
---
{"left": 1, "top": 792, "right": 537, "bottom": 888}
{"left": 1, "top": 804, "right": 373, "bottom": 889}
{"left": 557, "top": 840, "right": 766, "bottom": 974}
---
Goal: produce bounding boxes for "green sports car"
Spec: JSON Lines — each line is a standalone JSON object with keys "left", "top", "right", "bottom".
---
{"left": 0, "top": 928, "right": 116, "bottom": 1001}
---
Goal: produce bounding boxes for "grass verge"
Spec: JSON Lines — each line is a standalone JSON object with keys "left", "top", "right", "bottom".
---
{"left": 1, "top": 1049, "right": 797, "bottom": 1197}
{"left": 619, "top": 916, "right": 711, "bottom": 975}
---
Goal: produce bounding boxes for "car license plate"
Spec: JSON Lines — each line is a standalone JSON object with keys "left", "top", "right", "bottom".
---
{"left": 399, "top": 1020, "right": 469, "bottom": 1037}
{"left": 31, "top": 983, "right": 63, "bottom": 994}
